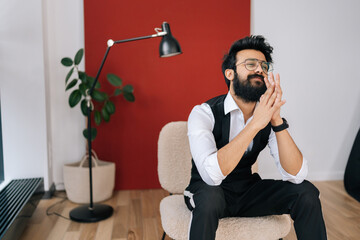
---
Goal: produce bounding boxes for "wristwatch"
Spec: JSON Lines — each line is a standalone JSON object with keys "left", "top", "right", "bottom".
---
{"left": 271, "top": 118, "right": 289, "bottom": 132}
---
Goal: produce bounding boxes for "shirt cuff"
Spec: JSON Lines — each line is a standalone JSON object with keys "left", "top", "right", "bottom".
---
{"left": 200, "top": 152, "right": 226, "bottom": 186}
{"left": 279, "top": 156, "right": 308, "bottom": 184}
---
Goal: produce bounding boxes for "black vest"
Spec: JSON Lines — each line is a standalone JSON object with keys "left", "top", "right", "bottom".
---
{"left": 188, "top": 94, "right": 272, "bottom": 194}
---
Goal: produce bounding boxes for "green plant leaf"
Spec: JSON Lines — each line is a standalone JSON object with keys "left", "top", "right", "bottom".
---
{"left": 79, "top": 83, "right": 88, "bottom": 96}
{"left": 83, "top": 127, "right": 97, "bottom": 141}
{"left": 114, "top": 88, "right": 122, "bottom": 96}
{"left": 92, "top": 90, "right": 107, "bottom": 102}
{"left": 74, "top": 48, "right": 84, "bottom": 65}
{"left": 65, "top": 67, "right": 74, "bottom": 84}
{"left": 61, "top": 57, "right": 73, "bottom": 67}
{"left": 80, "top": 99, "right": 88, "bottom": 116}
{"left": 66, "top": 79, "right": 78, "bottom": 91}
{"left": 107, "top": 73, "right": 123, "bottom": 87}
{"left": 79, "top": 71, "right": 87, "bottom": 83}
{"left": 123, "top": 84, "right": 134, "bottom": 93}
{"left": 105, "top": 101, "right": 115, "bottom": 115}
{"left": 94, "top": 110, "right": 101, "bottom": 125}
{"left": 101, "top": 107, "right": 110, "bottom": 122}
{"left": 69, "top": 90, "right": 82, "bottom": 107}
{"left": 87, "top": 75, "right": 101, "bottom": 89}
{"left": 123, "top": 92, "right": 135, "bottom": 102}
{"left": 87, "top": 75, "right": 94, "bottom": 85}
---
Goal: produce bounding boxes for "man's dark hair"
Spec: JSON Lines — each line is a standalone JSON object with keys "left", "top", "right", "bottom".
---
{"left": 222, "top": 35, "right": 273, "bottom": 88}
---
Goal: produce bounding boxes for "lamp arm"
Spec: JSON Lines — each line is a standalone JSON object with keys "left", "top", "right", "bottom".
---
{"left": 113, "top": 31, "right": 166, "bottom": 44}
{"left": 88, "top": 30, "right": 166, "bottom": 95}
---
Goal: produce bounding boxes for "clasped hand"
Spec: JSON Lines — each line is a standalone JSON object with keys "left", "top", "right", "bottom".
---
{"left": 252, "top": 72, "right": 286, "bottom": 130}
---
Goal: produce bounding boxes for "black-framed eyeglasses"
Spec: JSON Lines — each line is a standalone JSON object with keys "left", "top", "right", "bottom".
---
{"left": 236, "top": 58, "right": 273, "bottom": 74}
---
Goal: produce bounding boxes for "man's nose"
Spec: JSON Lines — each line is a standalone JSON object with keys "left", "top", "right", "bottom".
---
{"left": 254, "top": 63, "right": 264, "bottom": 74}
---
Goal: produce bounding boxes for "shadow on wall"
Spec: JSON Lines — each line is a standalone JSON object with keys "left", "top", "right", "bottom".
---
{"left": 334, "top": 93, "right": 360, "bottom": 175}
{"left": 344, "top": 126, "right": 360, "bottom": 202}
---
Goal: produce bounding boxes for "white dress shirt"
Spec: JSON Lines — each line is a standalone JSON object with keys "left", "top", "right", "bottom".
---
{"left": 187, "top": 92, "right": 308, "bottom": 186}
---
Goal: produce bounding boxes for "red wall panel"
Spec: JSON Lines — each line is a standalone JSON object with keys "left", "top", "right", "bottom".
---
{"left": 84, "top": 0, "right": 250, "bottom": 189}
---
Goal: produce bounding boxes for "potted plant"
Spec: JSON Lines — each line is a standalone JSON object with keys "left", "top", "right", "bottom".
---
{"left": 61, "top": 48, "right": 135, "bottom": 140}
{"left": 61, "top": 48, "right": 135, "bottom": 203}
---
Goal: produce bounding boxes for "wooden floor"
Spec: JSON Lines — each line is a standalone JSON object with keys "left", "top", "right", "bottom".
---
{"left": 19, "top": 181, "right": 360, "bottom": 240}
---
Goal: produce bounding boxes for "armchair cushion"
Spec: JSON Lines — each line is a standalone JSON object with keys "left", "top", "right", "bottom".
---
{"left": 160, "top": 194, "right": 291, "bottom": 240}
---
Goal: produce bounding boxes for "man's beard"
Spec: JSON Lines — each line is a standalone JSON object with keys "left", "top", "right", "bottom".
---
{"left": 233, "top": 73, "right": 267, "bottom": 102}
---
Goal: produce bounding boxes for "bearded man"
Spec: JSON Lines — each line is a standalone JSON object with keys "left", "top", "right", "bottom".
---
{"left": 184, "top": 36, "right": 327, "bottom": 240}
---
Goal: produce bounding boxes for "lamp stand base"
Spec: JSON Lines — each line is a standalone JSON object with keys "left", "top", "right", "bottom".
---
{"left": 69, "top": 204, "right": 113, "bottom": 223}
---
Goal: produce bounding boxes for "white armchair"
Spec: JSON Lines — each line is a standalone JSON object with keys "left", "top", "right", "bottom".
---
{"left": 157, "top": 121, "right": 291, "bottom": 240}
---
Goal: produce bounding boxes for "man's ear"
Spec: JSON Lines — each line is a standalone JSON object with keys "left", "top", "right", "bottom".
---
{"left": 225, "top": 69, "right": 235, "bottom": 81}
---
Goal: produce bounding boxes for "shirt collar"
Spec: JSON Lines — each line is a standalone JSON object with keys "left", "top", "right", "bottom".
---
{"left": 224, "top": 91, "right": 241, "bottom": 115}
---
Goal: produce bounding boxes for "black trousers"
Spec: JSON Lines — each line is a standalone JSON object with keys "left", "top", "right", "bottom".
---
{"left": 184, "top": 176, "right": 327, "bottom": 240}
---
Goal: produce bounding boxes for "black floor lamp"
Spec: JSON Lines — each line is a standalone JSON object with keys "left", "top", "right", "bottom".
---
{"left": 69, "top": 22, "right": 182, "bottom": 223}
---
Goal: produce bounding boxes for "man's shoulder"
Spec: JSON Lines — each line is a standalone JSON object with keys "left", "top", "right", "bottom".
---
{"left": 205, "top": 94, "right": 227, "bottom": 107}
{"left": 188, "top": 94, "right": 227, "bottom": 122}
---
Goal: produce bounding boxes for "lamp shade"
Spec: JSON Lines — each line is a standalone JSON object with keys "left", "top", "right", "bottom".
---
{"left": 159, "top": 22, "right": 182, "bottom": 57}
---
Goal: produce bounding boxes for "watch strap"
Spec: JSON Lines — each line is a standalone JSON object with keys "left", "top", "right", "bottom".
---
{"left": 272, "top": 118, "right": 289, "bottom": 132}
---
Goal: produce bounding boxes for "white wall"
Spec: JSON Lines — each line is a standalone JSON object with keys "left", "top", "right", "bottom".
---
{"left": 0, "top": 0, "right": 85, "bottom": 191}
{"left": 252, "top": 0, "right": 360, "bottom": 181}
{"left": 42, "top": 0, "right": 86, "bottom": 190}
